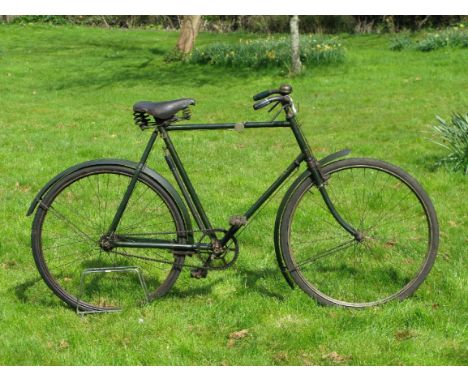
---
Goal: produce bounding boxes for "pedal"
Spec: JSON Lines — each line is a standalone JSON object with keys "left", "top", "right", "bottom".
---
{"left": 229, "top": 215, "right": 247, "bottom": 227}
{"left": 190, "top": 267, "right": 208, "bottom": 279}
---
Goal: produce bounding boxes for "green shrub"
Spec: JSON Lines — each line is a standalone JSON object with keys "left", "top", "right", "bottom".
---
{"left": 416, "top": 36, "right": 445, "bottom": 51}
{"left": 11, "top": 15, "right": 71, "bottom": 25}
{"left": 389, "top": 35, "right": 413, "bottom": 51}
{"left": 189, "top": 35, "right": 345, "bottom": 69}
{"left": 416, "top": 27, "right": 468, "bottom": 51}
{"left": 432, "top": 114, "right": 468, "bottom": 175}
{"left": 390, "top": 24, "right": 468, "bottom": 51}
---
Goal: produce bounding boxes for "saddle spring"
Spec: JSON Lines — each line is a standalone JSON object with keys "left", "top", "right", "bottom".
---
{"left": 179, "top": 107, "right": 192, "bottom": 121}
{"left": 133, "top": 112, "right": 156, "bottom": 130}
{"left": 168, "top": 107, "right": 193, "bottom": 124}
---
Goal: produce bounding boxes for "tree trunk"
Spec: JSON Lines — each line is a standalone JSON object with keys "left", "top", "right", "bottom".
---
{"left": 384, "top": 16, "right": 396, "bottom": 33}
{"left": 2, "top": 16, "right": 18, "bottom": 23}
{"left": 290, "top": 16, "right": 302, "bottom": 75}
{"left": 176, "top": 16, "right": 202, "bottom": 54}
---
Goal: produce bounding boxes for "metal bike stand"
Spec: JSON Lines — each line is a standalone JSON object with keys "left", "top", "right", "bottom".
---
{"left": 76, "top": 266, "right": 149, "bottom": 316}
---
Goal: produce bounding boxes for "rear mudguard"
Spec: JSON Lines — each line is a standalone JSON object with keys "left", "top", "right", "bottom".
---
{"left": 274, "top": 149, "right": 351, "bottom": 288}
{"left": 27, "top": 158, "right": 193, "bottom": 243}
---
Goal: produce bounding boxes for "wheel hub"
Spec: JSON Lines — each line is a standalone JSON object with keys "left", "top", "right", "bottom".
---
{"left": 99, "top": 234, "right": 115, "bottom": 251}
{"left": 352, "top": 230, "right": 364, "bottom": 242}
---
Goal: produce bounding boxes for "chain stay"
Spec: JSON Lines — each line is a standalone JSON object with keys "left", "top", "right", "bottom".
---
{"left": 111, "top": 228, "right": 239, "bottom": 271}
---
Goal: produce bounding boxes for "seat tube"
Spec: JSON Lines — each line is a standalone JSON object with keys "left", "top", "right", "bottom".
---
{"left": 159, "top": 126, "right": 214, "bottom": 234}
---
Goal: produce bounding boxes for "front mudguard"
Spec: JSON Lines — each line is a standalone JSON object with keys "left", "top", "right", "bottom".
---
{"left": 273, "top": 149, "right": 351, "bottom": 288}
{"left": 27, "top": 158, "right": 193, "bottom": 243}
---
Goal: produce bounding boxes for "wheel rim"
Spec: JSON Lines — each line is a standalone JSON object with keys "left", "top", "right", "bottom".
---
{"left": 35, "top": 168, "right": 184, "bottom": 310}
{"left": 288, "top": 163, "right": 434, "bottom": 307}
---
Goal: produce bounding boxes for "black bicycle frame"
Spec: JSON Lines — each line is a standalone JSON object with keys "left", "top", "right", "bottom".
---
{"left": 109, "top": 113, "right": 359, "bottom": 253}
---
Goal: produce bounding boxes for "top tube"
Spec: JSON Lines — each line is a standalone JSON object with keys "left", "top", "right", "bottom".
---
{"left": 164, "top": 120, "right": 291, "bottom": 131}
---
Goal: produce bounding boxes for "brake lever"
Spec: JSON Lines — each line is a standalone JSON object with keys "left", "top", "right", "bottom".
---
{"left": 270, "top": 103, "right": 287, "bottom": 122}
{"left": 267, "top": 101, "right": 280, "bottom": 113}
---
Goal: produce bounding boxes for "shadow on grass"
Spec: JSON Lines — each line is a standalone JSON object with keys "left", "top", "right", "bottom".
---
{"left": 413, "top": 154, "right": 444, "bottom": 173}
{"left": 169, "top": 278, "right": 223, "bottom": 299}
{"left": 13, "top": 276, "right": 43, "bottom": 302}
{"left": 167, "top": 267, "right": 288, "bottom": 301}
{"left": 47, "top": 43, "right": 281, "bottom": 91}
{"left": 13, "top": 266, "right": 287, "bottom": 306}
{"left": 240, "top": 267, "right": 287, "bottom": 301}
{"left": 56, "top": 63, "right": 275, "bottom": 91}
{"left": 12, "top": 276, "right": 65, "bottom": 308}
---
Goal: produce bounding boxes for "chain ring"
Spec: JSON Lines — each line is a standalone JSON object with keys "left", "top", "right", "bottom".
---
{"left": 197, "top": 229, "right": 239, "bottom": 270}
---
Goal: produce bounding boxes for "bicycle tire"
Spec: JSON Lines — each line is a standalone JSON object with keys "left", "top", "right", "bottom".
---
{"left": 31, "top": 164, "right": 188, "bottom": 311}
{"left": 278, "top": 158, "right": 439, "bottom": 308}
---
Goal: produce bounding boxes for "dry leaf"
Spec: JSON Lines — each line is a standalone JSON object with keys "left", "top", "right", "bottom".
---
{"left": 394, "top": 329, "right": 416, "bottom": 341}
{"left": 15, "top": 182, "right": 31, "bottom": 193}
{"left": 322, "top": 351, "right": 349, "bottom": 363}
{"left": 58, "top": 339, "right": 69, "bottom": 349}
{"left": 229, "top": 329, "right": 249, "bottom": 340}
{"left": 385, "top": 240, "right": 397, "bottom": 248}
{"left": 1, "top": 260, "right": 17, "bottom": 269}
{"left": 227, "top": 329, "right": 249, "bottom": 348}
{"left": 273, "top": 352, "right": 289, "bottom": 363}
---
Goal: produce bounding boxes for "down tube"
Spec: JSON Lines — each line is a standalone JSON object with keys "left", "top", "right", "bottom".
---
{"left": 220, "top": 153, "right": 305, "bottom": 245}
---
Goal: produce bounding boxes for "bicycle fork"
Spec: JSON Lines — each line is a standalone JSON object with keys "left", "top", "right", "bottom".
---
{"left": 307, "top": 157, "right": 363, "bottom": 241}
{"left": 288, "top": 115, "right": 362, "bottom": 241}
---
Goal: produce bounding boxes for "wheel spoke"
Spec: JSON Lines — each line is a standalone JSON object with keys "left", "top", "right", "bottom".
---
{"left": 291, "top": 232, "right": 350, "bottom": 246}
{"left": 284, "top": 160, "right": 435, "bottom": 307}
{"left": 42, "top": 237, "right": 96, "bottom": 251}
{"left": 33, "top": 168, "right": 186, "bottom": 311}
{"left": 41, "top": 202, "right": 96, "bottom": 244}
{"left": 294, "top": 239, "right": 356, "bottom": 270}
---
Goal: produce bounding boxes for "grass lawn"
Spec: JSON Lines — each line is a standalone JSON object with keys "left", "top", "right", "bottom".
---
{"left": 0, "top": 24, "right": 467, "bottom": 365}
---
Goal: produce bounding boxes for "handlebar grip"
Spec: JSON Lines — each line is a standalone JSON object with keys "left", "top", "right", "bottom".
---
{"left": 253, "top": 98, "right": 271, "bottom": 110}
{"left": 253, "top": 89, "right": 275, "bottom": 101}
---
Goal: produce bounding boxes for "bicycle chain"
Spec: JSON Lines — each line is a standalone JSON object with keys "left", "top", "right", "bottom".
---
{"left": 111, "top": 228, "right": 239, "bottom": 271}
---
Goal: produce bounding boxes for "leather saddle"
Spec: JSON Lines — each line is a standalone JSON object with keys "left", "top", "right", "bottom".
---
{"left": 133, "top": 98, "right": 196, "bottom": 121}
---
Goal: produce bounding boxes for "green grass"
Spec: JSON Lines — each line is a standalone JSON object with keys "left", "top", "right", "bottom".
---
{"left": 0, "top": 24, "right": 467, "bottom": 365}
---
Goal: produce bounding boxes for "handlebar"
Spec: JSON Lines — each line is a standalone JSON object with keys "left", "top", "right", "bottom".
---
{"left": 253, "top": 96, "right": 286, "bottom": 110}
{"left": 253, "top": 84, "right": 293, "bottom": 101}
{"left": 253, "top": 89, "right": 276, "bottom": 101}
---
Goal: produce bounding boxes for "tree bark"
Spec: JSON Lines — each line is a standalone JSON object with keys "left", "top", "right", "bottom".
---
{"left": 176, "top": 16, "right": 202, "bottom": 54}
{"left": 290, "top": 16, "right": 302, "bottom": 75}
{"left": 383, "top": 16, "right": 396, "bottom": 33}
{"left": 2, "top": 16, "right": 18, "bottom": 22}
{"left": 416, "top": 15, "right": 431, "bottom": 30}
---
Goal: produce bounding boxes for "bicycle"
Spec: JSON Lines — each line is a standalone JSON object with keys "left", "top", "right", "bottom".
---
{"left": 28, "top": 84, "right": 439, "bottom": 310}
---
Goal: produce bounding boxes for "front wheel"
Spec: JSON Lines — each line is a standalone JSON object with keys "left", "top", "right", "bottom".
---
{"left": 279, "top": 158, "right": 439, "bottom": 308}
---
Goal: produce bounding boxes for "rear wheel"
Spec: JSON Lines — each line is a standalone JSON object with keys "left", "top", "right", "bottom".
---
{"left": 31, "top": 165, "right": 188, "bottom": 311}
{"left": 279, "top": 158, "right": 439, "bottom": 307}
